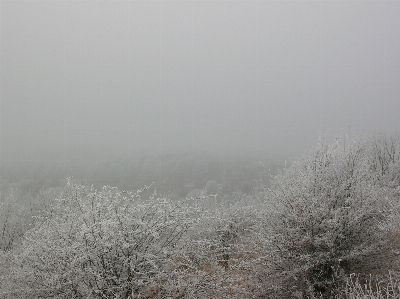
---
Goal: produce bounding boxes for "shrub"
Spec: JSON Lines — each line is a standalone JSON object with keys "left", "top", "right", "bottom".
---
{"left": 0, "top": 187, "right": 57, "bottom": 252}
{"left": 339, "top": 272, "right": 400, "bottom": 299}
{"left": 2, "top": 133, "right": 399, "bottom": 298}
{"left": 3, "top": 179, "right": 197, "bottom": 299}
{"left": 177, "top": 197, "right": 264, "bottom": 299}
{"left": 264, "top": 135, "right": 399, "bottom": 298}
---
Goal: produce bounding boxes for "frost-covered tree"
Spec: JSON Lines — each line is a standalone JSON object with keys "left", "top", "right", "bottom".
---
{"left": 2, "top": 133, "right": 399, "bottom": 299}
{"left": 262, "top": 135, "right": 400, "bottom": 298}
{"left": 3, "top": 179, "right": 200, "bottom": 299}
{"left": 0, "top": 187, "right": 57, "bottom": 252}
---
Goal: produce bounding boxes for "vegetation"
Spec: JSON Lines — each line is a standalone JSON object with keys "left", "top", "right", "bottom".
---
{"left": 1, "top": 133, "right": 399, "bottom": 298}
{"left": 262, "top": 134, "right": 400, "bottom": 297}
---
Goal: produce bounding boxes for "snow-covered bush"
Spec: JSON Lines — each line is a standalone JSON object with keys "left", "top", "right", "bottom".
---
{"left": 339, "top": 272, "right": 400, "bottom": 299}
{"left": 3, "top": 179, "right": 199, "bottom": 299}
{"left": 2, "top": 133, "right": 399, "bottom": 298}
{"left": 368, "top": 133, "right": 400, "bottom": 183}
{"left": 263, "top": 135, "right": 399, "bottom": 298}
{"left": 176, "top": 197, "right": 264, "bottom": 299}
{"left": 1, "top": 181, "right": 264, "bottom": 299}
{"left": 0, "top": 187, "right": 57, "bottom": 252}
{"left": 0, "top": 189, "right": 25, "bottom": 252}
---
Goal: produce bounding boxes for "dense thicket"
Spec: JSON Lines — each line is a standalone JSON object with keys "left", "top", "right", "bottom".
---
{"left": 1, "top": 133, "right": 399, "bottom": 298}
{"left": 263, "top": 134, "right": 400, "bottom": 297}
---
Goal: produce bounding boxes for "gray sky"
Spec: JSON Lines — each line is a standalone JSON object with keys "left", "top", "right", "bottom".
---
{"left": 1, "top": 0, "right": 399, "bottom": 161}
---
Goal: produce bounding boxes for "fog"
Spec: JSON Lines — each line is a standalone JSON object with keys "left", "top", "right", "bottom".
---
{"left": 1, "top": 1, "right": 399, "bottom": 162}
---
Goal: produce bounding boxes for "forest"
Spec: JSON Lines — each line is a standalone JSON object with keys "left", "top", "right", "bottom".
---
{"left": 1, "top": 133, "right": 399, "bottom": 298}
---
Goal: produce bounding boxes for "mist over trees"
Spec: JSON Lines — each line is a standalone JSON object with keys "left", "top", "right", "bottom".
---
{"left": 1, "top": 1, "right": 400, "bottom": 298}
{"left": 0, "top": 151, "right": 285, "bottom": 199}
{"left": 1, "top": 133, "right": 400, "bottom": 298}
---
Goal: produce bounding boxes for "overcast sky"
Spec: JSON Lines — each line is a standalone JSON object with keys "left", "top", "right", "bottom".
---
{"left": 1, "top": 1, "right": 399, "bottom": 161}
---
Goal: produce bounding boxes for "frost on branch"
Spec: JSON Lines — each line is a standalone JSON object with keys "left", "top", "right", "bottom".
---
{"left": 263, "top": 135, "right": 400, "bottom": 298}
{"left": 1, "top": 133, "right": 400, "bottom": 298}
{"left": 7, "top": 179, "right": 198, "bottom": 299}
